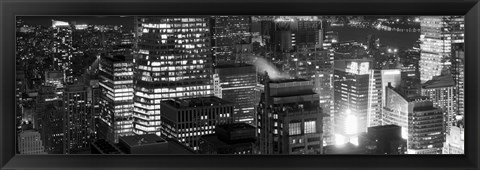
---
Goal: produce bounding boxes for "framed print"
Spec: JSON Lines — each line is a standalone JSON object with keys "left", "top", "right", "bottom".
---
{"left": 1, "top": 0, "right": 479, "bottom": 169}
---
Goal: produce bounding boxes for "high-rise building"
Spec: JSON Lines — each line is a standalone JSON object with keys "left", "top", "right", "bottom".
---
{"left": 257, "top": 78, "right": 323, "bottom": 154}
{"left": 213, "top": 64, "right": 257, "bottom": 124}
{"left": 421, "top": 75, "right": 456, "bottom": 134}
{"left": 52, "top": 20, "right": 74, "bottom": 83}
{"left": 18, "top": 130, "right": 48, "bottom": 154}
{"left": 160, "top": 96, "right": 234, "bottom": 151}
{"left": 211, "top": 16, "right": 252, "bottom": 65}
{"left": 451, "top": 43, "right": 464, "bottom": 118}
{"left": 63, "top": 83, "right": 93, "bottom": 154}
{"left": 333, "top": 59, "right": 372, "bottom": 145}
{"left": 98, "top": 55, "right": 135, "bottom": 143}
{"left": 383, "top": 85, "right": 444, "bottom": 154}
{"left": 133, "top": 17, "right": 213, "bottom": 136}
{"left": 35, "top": 85, "right": 64, "bottom": 154}
{"left": 419, "top": 16, "right": 464, "bottom": 83}
{"left": 368, "top": 69, "right": 401, "bottom": 127}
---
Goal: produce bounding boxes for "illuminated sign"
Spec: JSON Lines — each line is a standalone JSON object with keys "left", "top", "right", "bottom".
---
{"left": 346, "top": 61, "right": 370, "bottom": 75}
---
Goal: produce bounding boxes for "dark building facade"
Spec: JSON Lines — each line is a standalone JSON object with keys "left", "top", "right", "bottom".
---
{"left": 257, "top": 77, "right": 323, "bottom": 154}
{"left": 63, "top": 83, "right": 93, "bottom": 154}
{"left": 210, "top": 16, "right": 252, "bottom": 65}
{"left": 199, "top": 123, "right": 256, "bottom": 154}
{"left": 160, "top": 96, "right": 234, "bottom": 151}
{"left": 359, "top": 125, "right": 407, "bottom": 154}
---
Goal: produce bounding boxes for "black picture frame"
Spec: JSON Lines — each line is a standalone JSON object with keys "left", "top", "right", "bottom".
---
{"left": 1, "top": 0, "right": 479, "bottom": 169}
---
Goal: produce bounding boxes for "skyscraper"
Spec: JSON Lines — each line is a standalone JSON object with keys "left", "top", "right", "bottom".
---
{"left": 52, "top": 20, "right": 74, "bottom": 83}
{"left": 210, "top": 16, "right": 252, "bottom": 65}
{"left": 213, "top": 64, "right": 257, "bottom": 124}
{"left": 63, "top": 83, "right": 93, "bottom": 154}
{"left": 98, "top": 55, "right": 135, "bottom": 143}
{"left": 383, "top": 85, "right": 444, "bottom": 154}
{"left": 257, "top": 77, "right": 323, "bottom": 154}
{"left": 133, "top": 17, "right": 213, "bottom": 136}
{"left": 419, "top": 16, "right": 464, "bottom": 83}
{"left": 333, "top": 59, "right": 372, "bottom": 145}
{"left": 35, "top": 85, "right": 64, "bottom": 154}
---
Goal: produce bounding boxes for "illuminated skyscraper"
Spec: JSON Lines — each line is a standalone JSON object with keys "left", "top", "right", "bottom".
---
{"left": 383, "top": 85, "right": 444, "bottom": 154}
{"left": 419, "top": 16, "right": 464, "bottom": 83}
{"left": 133, "top": 17, "right": 213, "bottom": 137}
{"left": 35, "top": 85, "right": 64, "bottom": 154}
{"left": 98, "top": 55, "right": 135, "bottom": 143}
{"left": 52, "top": 20, "right": 74, "bottom": 83}
{"left": 257, "top": 77, "right": 323, "bottom": 154}
{"left": 333, "top": 59, "right": 372, "bottom": 145}
{"left": 213, "top": 64, "right": 257, "bottom": 124}
{"left": 63, "top": 83, "right": 93, "bottom": 154}
{"left": 451, "top": 43, "right": 464, "bottom": 118}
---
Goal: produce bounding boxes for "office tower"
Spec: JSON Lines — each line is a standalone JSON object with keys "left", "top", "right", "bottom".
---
{"left": 133, "top": 17, "right": 213, "bottom": 137}
{"left": 213, "top": 64, "right": 256, "bottom": 124}
{"left": 366, "top": 34, "right": 380, "bottom": 52}
{"left": 383, "top": 85, "right": 444, "bottom": 154}
{"left": 333, "top": 59, "right": 372, "bottom": 145}
{"left": 63, "top": 83, "right": 93, "bottom": 154}
{"left": 419, "top": 16, "right": 464, "bottom": 83}
{"left": 359, "top": 125, "right": 407, "bottom": 154}
{"left": 45, "top": 71, "right": 64, "bottom": 89}
{"left": 52, "top": 20, "right": 74, "bottom": 83}
{"left": 199, "top": 123, "right": 257, "bottom": 154}
{"left": 442, "top": 126, "right": 464, "bottom": 154}
{"left": 451, "top": 43, "right": 464, "bottom": 118}
{"left": 211, "top": 16, "right": 252, "bottom": 65}
{"left": 18, "top": 130, "right": 48, "bottom": 154}
{"left": 420, "top": 75, "right": 456, "bottom": 134}
{"left": 257, "top": 78, "right": 323, "bottom": 154}
{"left": 160, "top": 96, "right": 234, "bottom": 151}
{"left": 35, "top": 85, "right": 64, "bottom": 154}
{"left": 367, "top": 69, "right": 401, "bottom": 127}
{"left": 98, "top": 55, "right": 135, "bottom": 143}
{"left": 296, "top": 20, "right": 324, "bottom": 49}
{"left": 118, "top": 134, "right": 195, "bottom": 154}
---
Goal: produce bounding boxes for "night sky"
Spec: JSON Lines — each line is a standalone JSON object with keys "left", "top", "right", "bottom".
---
{"left": 18, "top": 16, "right": 134, "bottom": 30}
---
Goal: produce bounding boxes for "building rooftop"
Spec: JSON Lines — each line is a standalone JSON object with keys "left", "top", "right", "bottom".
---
{"left": 422, "top": 75, "right": 455, "bottom": 89}
{"left": 119, "top": 134, "right": 167, "bottom": 147}
{"left": 161, "top": 96, "right": 233, "bottom": 109}
{"left": 92, "top": 139, "right": 123, "bottom": 154}
{"left": 269, "top": 78, "right": 309, "bottom": 84}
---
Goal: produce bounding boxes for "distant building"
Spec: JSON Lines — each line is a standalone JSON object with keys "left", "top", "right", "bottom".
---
{"left": 52, "top": 20, "right": 74, "bottom": 83}
{"left": 199, "top": 123, "right": 256, "bottom": 154}
{"left": 257, "top": 77, "right": 323, "bottom": 154}
{"left": 35, "top": 85, "right": 64, "bottom": 154}
{"left": 359, "top": 125, "right": 407, "bottom": 154}
{"left": 98, "top": 55, "right": 135, "bottom": 143}
{"left": 160, "top": 96, "right": 234, "bottom": 151}
{"left": 451, "top": 43, "right": 464, "bottom": 118}
{"left": 211, "top": 16, "right": 252, "bottom": 65}
{"left": 419, "top": 16, "right": 464, "bottom": 83}
{"left": 118, "top": 134, "right": 195, "bottom": 154}
{"left": 383, "top": 85, "right": 444, "bottom": 154}
{"left": 213, "top": 64, "right": 257, "bottom": 125}
{"left": 18, "top": 130, "right": 48, "bottom": 154}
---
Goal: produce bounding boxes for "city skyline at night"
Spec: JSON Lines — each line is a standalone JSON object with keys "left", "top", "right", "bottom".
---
{"left": 15, "top": 15, "right": 464, "bottom": 155}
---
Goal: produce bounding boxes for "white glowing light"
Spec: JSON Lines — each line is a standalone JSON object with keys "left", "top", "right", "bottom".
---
{"left": 345, "top": 114, "right": 358, "bottom": 135}
{"left": 350, "top": 136, "right": 359, "bottom": 146}
{"left": 394, "top": 49, "right": 398, "bottom": 53}
{"left": 335, "top": 134, "right": 347, "bottom": 145}
{"left": 52, "top": 20, "right": 69, "bottom": 28}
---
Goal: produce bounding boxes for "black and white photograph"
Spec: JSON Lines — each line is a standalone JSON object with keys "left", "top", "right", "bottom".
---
{"left": 15, "top": 15, "right": 465, "bottom": 155}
